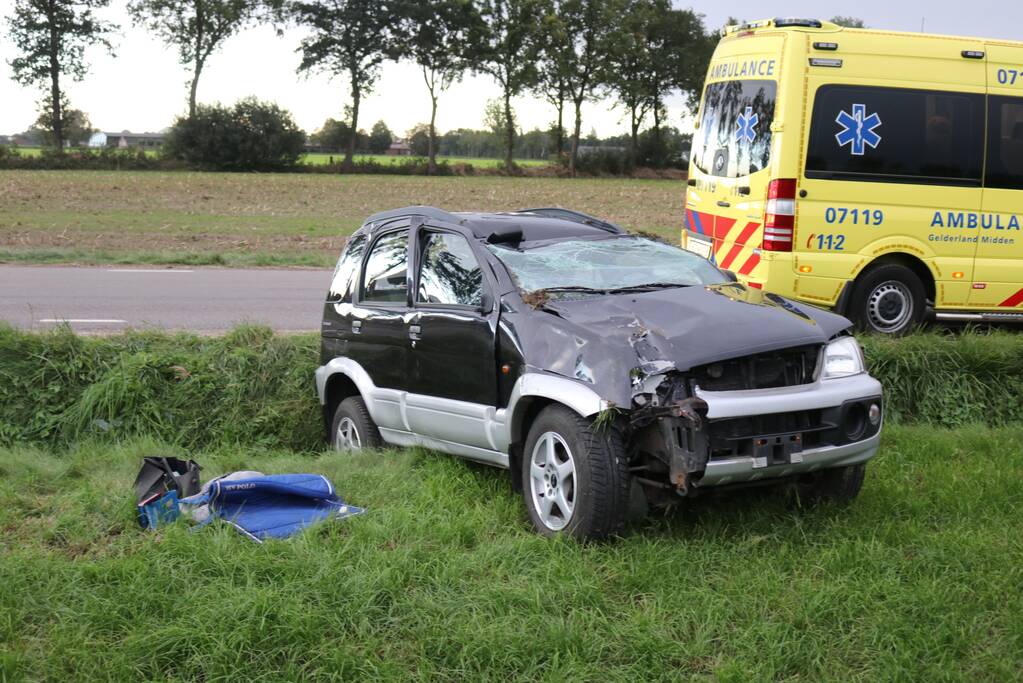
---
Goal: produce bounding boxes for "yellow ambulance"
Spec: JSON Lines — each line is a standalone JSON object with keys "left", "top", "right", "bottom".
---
{"left": 683, "top": 17, "right": 1023, "bottom": 334}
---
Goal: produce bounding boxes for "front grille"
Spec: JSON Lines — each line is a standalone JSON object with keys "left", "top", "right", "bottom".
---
{"left": 691, "top": 344, "right": 821, "bottom": 391}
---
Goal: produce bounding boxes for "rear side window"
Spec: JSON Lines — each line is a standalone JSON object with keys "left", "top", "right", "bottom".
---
{"left": 986, "top": 96, "right": 1023, "bottom": 191}
{"left": 417, "top": 232, "right": 483, "bottom": 307}
{"left": 361, "top": 230, "right": 409, "bottom": 303}
{"left": 806, "top": 85, "right": 984, "bottom": 185}
{"left": 327, "top": 235, "right": 366, "bottom": 303}
{"left": 691, "top": 80, "right": 776, "bottom": 178}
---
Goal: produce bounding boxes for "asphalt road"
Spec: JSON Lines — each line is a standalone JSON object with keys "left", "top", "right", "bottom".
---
{"left": 0, "top": 265, "right": 330, "bottom": 333}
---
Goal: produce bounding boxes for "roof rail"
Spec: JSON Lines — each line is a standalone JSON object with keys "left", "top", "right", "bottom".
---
{"left": 363, "top": 205, "right": 463, "bottom": 228}
{"left": 514, "top": 207, "right": 624, "bottom": 234}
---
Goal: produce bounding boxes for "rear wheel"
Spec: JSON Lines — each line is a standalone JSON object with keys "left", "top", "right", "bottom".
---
{"left": 849, "top": 264, "right": 926, "bottom": 335}
{"left": 521, "top": 405, "right": 631, "bottom": 540}
{"left": 330, "top": 396, "right": 382, "bottom": 452}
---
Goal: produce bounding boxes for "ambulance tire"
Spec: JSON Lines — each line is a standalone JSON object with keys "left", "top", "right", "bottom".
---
{"left": 849, "top": 264, "right": 926, "bottom": 336}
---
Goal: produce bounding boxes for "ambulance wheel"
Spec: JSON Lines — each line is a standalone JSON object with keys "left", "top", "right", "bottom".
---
{"left": 849, "top": 264, "right": 925, "bottom": 335}
{"left": 330, "top": 396, "right": 382, "bottom": 452}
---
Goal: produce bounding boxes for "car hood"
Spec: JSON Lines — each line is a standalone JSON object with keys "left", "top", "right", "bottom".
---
{"left": 501, "top": 282, "right": 851, "bottom": 406}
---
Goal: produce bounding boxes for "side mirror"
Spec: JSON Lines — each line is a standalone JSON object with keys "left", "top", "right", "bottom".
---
{"left": 721, "top": 269, "right": 739, "bottom": 283}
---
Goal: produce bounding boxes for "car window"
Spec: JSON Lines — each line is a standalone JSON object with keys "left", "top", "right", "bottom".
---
{"left": 361, "top": 230, "right": 409, "bottom": 303}
{"left": 806, "top": 85, "right": 984, "bottom": 185}
{"left": 986, "top": 95, "right": 1023, "bottom": 191}
{"left": 691, "top": 79, "right": 776, "bottom": 178}
{"left": 327, "top": 234, "right": 366, "bottom": 303}
{"left": 417, "top": 232, "right": 483, "bottom": 307}
{"left": 487, "top": 236, "right": 726, "bottom": 293}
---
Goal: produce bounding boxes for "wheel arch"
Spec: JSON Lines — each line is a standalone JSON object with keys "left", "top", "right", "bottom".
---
{"left": 854, "top": 252, "right": 936, "bottom": 304}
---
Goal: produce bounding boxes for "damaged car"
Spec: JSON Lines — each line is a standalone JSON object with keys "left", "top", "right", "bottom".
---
{"left": 316, "top": 206, "right": 883, "bottom": 539}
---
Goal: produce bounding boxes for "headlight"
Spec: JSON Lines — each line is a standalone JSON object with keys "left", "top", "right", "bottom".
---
{"left": 822, "top": 337, "right": 865, "bottom": 379}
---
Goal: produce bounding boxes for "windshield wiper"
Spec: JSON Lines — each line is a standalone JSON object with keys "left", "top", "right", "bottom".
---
{"left": 605, "top": 282, "right": 692, "bottom": 293}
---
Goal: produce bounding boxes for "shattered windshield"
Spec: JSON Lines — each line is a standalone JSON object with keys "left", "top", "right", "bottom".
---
{"left": 488, "top": 236, "right": 725, "bottom": 293}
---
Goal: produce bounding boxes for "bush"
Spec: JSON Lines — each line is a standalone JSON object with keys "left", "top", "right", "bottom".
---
{"left": 163, "top": 98, "right": 306, "bottom": 171}
{"left": 0, "top": 147, "right": 168, "bottom": 170}
{"left": 3, "top": 326, "right": 1023, "bottom": 454}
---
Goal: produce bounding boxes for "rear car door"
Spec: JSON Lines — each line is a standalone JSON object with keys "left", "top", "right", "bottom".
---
{"left": 974, "top": 45, "right": 1023, "bottom": 309}
{"left": 347, "top": 226, "right": 415, "bottom": 394}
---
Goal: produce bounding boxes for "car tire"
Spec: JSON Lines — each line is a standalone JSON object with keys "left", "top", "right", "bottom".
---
{"left": 805, "top": 463, "right": 866, "bottom": 503}
{"left": 330, "top": 396, "right": 382, "bottom": 452}
{"left": 849, "top": 263, "right": 926, "bottom": 335}
{"left": 521, "top": 405, "right": 631, "bottom": 541}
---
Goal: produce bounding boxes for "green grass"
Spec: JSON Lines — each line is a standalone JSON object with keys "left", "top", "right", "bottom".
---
{"left": 1, "top": 424, "right": 1021, "bottom": 680}
{"left": 0, "top": 170, "right": 684, "bottom": 267}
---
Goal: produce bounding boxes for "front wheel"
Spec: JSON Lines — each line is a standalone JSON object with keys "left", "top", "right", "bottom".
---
{"left": 521, "top": 405, "right": 631, "bottom": 540}
{"left": 330, "top": 396, "right": 382, "bottom": 452}
{"left": 849, "top": 264, "right": 926, "bottom": 335}
{"left": 804, "top": 463, "right": 866, "bottom": 503}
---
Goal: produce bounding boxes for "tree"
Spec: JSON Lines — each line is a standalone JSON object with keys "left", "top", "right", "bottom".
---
{"left": 605, "top": 0, "right": 660, "bottom": 166}
{"left": 35, "top": 93, "right": 94, "bottom": 146}
{"left": 368, "top": 120, "right": 392, "bottom": 153}
{"left": 406, "top": 123, "right": 430, "bottom": 156}
{"left": 533, "top": 7, "right": 571, "bottom": 158}
{"left": 292, "top": 0, "right": 400, "bottom": 171}
{"left": 830, "top": 16, "right": 866, "bottom": 28}
{"left": 550, "top": 0, "right": 616, "bottom": 176}
{"left": 128, "top": 0, "right": 278, "bottom": 119}
{"left": 473, "top": 0, "right": 544, "bottom": 171}
{"left": 163, "top": 97, "right": 305, "bottom": 170}
{"left": 395, "top": 0, "right": 482, "bottom": 173}
{"left": 310, "top": 117, "right": 352, "bottom": 151}
{"left": 5, "top": 0, "right": 115, "bottom": 151}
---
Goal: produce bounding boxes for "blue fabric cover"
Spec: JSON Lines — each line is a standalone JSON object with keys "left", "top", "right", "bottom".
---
{"left": 192, "top": 474, "right": 363, "bottom": 541}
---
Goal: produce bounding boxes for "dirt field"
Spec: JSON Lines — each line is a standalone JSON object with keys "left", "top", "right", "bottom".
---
{"left": 0, "top": 171, "right": 685, "bottom": 266}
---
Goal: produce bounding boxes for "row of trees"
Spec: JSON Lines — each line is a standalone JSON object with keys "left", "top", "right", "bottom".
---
{"left": 5, "top": 0, "right": 714, "bottom": 174}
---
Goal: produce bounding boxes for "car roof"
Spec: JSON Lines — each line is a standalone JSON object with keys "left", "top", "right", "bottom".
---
{"left": 360, "top": 206, "right": 624, "bottom": 243}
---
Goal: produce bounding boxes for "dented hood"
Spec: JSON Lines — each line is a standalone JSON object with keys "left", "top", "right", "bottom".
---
{"left": 504, "top": 283, "right": 850, "bottom": 406}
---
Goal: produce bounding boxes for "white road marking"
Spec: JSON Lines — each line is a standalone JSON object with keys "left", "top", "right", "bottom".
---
{"left": 106, "top": 269, "right": 194, "bottom": 273}
{"left": 39, "top": 318, "right": 128, "bottom": 323}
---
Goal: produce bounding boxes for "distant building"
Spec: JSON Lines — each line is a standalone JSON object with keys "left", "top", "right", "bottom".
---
{"left": 0, "top": 135, "right": 9, "bottom": 146}
{"left": 385, "top": 141, "right": 412, "bottom": 156}
{"left": 89, "top": 131, "right": 165, "bottom": 149}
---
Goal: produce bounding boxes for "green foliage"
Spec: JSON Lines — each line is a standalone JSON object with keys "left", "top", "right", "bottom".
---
{"left": 0, "top": 324, "right": 321, "bottom": 451}
{"left": 830, "top": 15, "right": 867, "bottom": 28}
{"left": 0, "top": 146, "right": 165, "bottom": 170}
{"left": 1, "top": 425, "right": 1022, "bottom": 679}
{"left": 367, "top": 119, "right": 393, "bottom": 153}
{"left": 162, "top": 98, "right": 306, "bottom": 170}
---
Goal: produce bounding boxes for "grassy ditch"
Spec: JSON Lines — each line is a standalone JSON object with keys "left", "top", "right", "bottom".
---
{"left": 4, "top": 325, "right": 1023, "bottom": 454}
{"left": 1, "top": 425, "right": 1021, "bottom": 680}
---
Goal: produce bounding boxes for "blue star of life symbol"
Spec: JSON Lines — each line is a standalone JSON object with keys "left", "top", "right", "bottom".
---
{"left": 734, "top": 106, "right": 758, "bottom": 144}
{"left": 835, "top": 103, "right": 882, "bottom": 155}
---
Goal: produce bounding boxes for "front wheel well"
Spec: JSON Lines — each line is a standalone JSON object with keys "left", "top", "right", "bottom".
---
{"left": 855, "top": 253, "right": 935, "bottom": 304}
{"left": 322, "top": 373, "right": 361, "bottom": 439}
{"left": 508, "top": 397, "right": 564, "bottom": 492}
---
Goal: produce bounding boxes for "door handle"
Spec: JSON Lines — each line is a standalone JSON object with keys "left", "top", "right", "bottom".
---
{"left": 351, "top": 320, "right": 362, "bottom": 334}
{"left": 408, "top": 324, "right": 422, "bottom": 341}
{"left": 717, "top": 200, "right": 731, "bottom": 208}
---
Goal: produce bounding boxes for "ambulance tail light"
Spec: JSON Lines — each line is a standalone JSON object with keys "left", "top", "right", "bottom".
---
{"left": 764, "top": 178, "right": 797, "bottom": 252}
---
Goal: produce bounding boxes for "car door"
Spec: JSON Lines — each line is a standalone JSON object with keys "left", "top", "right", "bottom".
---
{"left": 346, "top": 226, "right": 415, "bottom": 417}
{"left": 973, "top": 44, "right": 1023, "bottom": 309}
{"left": 403, "top": 226, "right": 499, "bottom": 449}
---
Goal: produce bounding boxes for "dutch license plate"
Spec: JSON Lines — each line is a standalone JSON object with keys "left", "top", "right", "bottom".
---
{"left": 686, "top": 237, "right": 712, "bottom": 260}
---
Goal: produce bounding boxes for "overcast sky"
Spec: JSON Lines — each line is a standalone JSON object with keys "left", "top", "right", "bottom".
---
{"left": 1, "top": 1, "right": 1021, "bottom": 138}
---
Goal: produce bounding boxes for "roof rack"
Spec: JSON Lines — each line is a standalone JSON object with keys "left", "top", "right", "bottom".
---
{"left": 514, "top": 207, "right": 623, "bottom": 234}
{"left": 363, "top": 205, "right": 463, "bottom": 228}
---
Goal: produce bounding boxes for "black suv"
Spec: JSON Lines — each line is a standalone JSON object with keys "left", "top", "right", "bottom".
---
{"left": 316, "top": 207, "right": 883, "bottom": 539}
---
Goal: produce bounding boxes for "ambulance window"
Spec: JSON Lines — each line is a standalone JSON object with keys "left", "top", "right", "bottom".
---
{"left": 986, "top": 96, "right": 1023, "bottom": 191}
{"left": 691, "top": 80, "right": 776, "bottom": 178}
{"left": 806, "top": 85, "right": 984, "bottom": 185}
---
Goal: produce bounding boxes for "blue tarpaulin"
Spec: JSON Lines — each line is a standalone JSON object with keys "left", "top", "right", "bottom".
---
{"left": 181, "top": 473, "right": 363, "bottom": 542}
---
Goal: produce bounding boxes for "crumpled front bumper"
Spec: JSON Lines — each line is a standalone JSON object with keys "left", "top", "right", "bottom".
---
{"left": 672, "top": 373, "right": 884, "bottom": 490}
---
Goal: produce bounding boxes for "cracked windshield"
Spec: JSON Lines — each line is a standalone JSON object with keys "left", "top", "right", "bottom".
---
{"left": 489, "top": 236, "right": 725, "bottom": 294}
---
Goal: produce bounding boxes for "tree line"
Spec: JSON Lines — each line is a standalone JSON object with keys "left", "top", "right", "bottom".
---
{"left": 5, "top": 0, "right": 716, "bottom": 175}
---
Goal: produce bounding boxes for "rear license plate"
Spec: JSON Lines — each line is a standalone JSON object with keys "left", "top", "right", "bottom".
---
{"left": 686, "top": 236, "right": 712, "bottom": 260}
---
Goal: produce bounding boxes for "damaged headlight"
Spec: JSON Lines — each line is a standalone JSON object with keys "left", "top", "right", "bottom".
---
{"left": 822, "top": 337, "right": 865, "bottom": 379}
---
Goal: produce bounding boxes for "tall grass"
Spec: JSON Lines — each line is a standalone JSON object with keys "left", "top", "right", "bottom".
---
{"left": 3, "top": 325, "right": 1023, "bottom": 453}
{"left": 1, "top": 426, "right": 1021, "bottom": 680}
